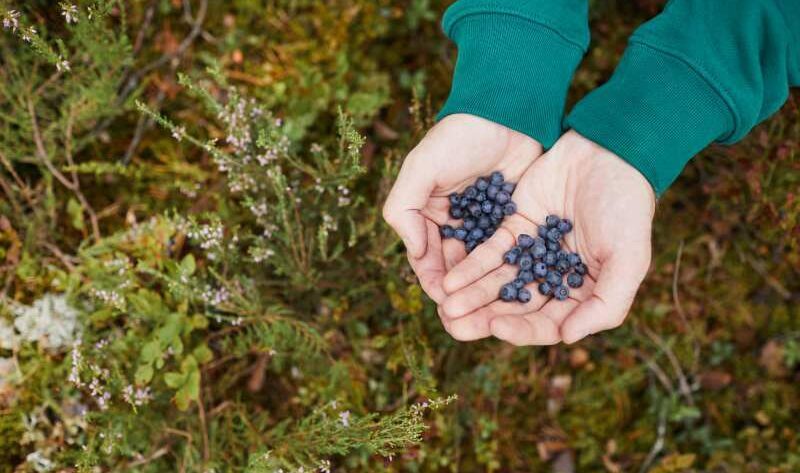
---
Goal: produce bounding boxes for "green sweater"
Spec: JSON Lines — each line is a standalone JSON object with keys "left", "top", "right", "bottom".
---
{"left": 437, "top": 0, "right": 800, "bottom": 195}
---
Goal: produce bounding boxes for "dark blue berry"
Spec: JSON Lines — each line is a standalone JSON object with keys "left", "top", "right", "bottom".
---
{"left": 567, "top": 253, "right": 581, "bottom": 267}
{"left": 545, "top": 270, "right": 562, "bottom": 286}
{"left": 490, "top": 216, "right": 502, "bottom": 226}
{"left": 468, "top": 202, "right": 482, "bottom": 217}
{"left": 503, "top": 247, "right": 521, "bottom": 265}
{"left": 463, "top": 218, "right": 476, "bottom": 230}
{"left": 557, "top": 219, "right": 573, "bottom": 234}
{"left": 543, "top": 251, "right": 557, "bottom": 266}
{"left": 546, "top": 215, "right": 560, "bottom": 228}
{"left": 459, "top": 196, "right": 471, "bottom": 208}
{"left": 485, "top": 227, "right": 496, "bottom": 237}
{"left": 553, "top": 285, "right": 569, "bottom": 301}
{"left": 517, "top": 234, "right": 535, "bottom": 248}
{"left": 477, "top": 216, "right": 491, "bottom": 229}
{"left": 486, "top": 185, "right": 499, "bottom": 200}
{"left": 475, "top": 177, "right": 489, "bottom": 191}
{"left": 449, "top": 207, "right": 463, "bottom": 219}
{"left": 533, "top": 237, "right": 546, "bottom": 247}
{"left": 557, "top": 249, "right": 568, "bottom": 260}
{"left": 440, "top": 225, "right": 455, "bottom": 239}
{"left": 537, "top": 226, "right": 549, "bottom": 238}
{"left": 495, "top": 191, "right": 510, "bottom": 204}
{"left": 448, "top": 193, "right": 460, "bottom": 206}
{"left": 567, "top": 273, "right": 584, "bottom": 288}
{"left": 531, "top": 244, "right": 547, "bottom": 259}
{"left": 538, "top": 282, "right": 553, "bottom": 296}
{"left": 490, "top": 171, "right": 504, "bottom": 185}
{"left": 512, "top": 278, "right": 526, "bottom": 289}
{"left": 464, "top": 186, "right": 478, "bottom": 199}
{"left": 475, "top": 192, "right": 486, "bottom": 203}
{"left": 574, "top": 263, "right": 588, "bottom": 276}
{"left": 491, "top": 206, "right": 504, "bottom": 219}
{"left": 533, "top": 262, "right": 548, "bottom": 279}
{"left": 518, "top": 269, "right": 535, "bottom": 284}
{"left": 465, "top": 240, "right": 479, "bottom": 253}
{"left": 556, "top": 258, "right": 570, "bottom": 273}
{"left": 502, "top": 182, "right": 515, "bottom": 194}
{"left": 519, "top": 254, "right": 533, "bottom": 270}
{"left": 503, "top": 202, "right": 517, "bottom": 216}
{"left": 481, "top": 201, "right": 493, "bottom": 214}
{"left": 468, "top": 228, "right": 484, "bottom": 241}
{"left": 517, "top": 288, "right": 532, "bottom": 303}
{"left": 546, "top": 239, "right": 561, "bottom": 252}
{"left": 546, "top": 228, "right": 562, "bottom": 242}
{"left": 454, "top": 228, "right": 468, "bottom": 241}
{"left": 499, "top": 283, "right": 517, "bottom": 302}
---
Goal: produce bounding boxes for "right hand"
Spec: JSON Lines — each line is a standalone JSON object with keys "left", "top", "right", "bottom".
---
{"left": 382, "top": 114, "right": 542, "bottom": 339}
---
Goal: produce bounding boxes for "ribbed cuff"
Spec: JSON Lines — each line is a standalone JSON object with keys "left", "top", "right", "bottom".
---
{"left": 565, "top": 42, "right": 734, "bottom": 195}
{"left": 437, "top": 13, "right": 586, "bottom": 149}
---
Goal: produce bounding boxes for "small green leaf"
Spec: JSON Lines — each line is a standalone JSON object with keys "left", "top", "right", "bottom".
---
{"left": 164, "top": 372, "right": 185, "bottom": 388}
{"left": 181, "top": 254, "right": 196, "bottom": 276}
{"left": 193, "top": 344, "right": 213, "bottom": 364}
{"left": 141, "top": 341, "right": 161, "bottom": 363}
{"left": 135, "top": 364, "right": 154, "bottom": 384}
{"left": 67, "top": 198, "right": 85, "bottom": 230}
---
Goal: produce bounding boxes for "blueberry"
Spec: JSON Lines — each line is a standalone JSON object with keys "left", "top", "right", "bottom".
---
{"left": 556, "top": 258, "right": 570, "bottom": 273}
{"left": 490, "top": 171, "right": 504, "bottom": 185}
{"left": 468, "top": 228, "right": 484, "bottom": 241}
{"left": 545, "top": 270, "right": 562, "bottom": 286}
{"left": 538, "top": 282, "right": 553, "bottom": 296}
{"left": 553, "top": 285, "right": 569, "bottom": 301}
{"left": 503, "top": 202, "right": 517, "bottom": 216}
{"left": 448, "top": 193, "right": 460, "bottom": 206}
{"left": 533, "top": 262, "right": 548, "bottom": 279}
{"left": 464, "top": 186, "right": 478, "bottom": 199}
{"left": 468, "top": 202, "right": 482, "bottom": 217}
{"left": 512, "top": 278, "right": 526, "bottom": 289}
{"left": 556, "top": 249, "right": 568, "bottom": 260}
{"left": 546, "top": 239, "right": 561, "bottom": 252}
{"left": 454, "top": 227, "right": 468, "bottom": 241}
{"left": 499, "top": 283, "right": 517, "bottom": 302}
{"left": 490, "top": 215, "right": 502, "bottom": 226}
{"left": 518, "top": 269, "right": 535, "bottom": 284}
{"left": 546, "top": 228, "right": 562, "bottom": 242}
{"left": 475, "top": 192, "right": 486, "bottom": 203}
{"left": 475, "top": 177, "right": 489, "bottom": 191}
{"left": 543, "top": 251, "right": 557, "bottom": 266}
{"left": 517, "top": 234, "right": 535, "bottom": 248}
{"left": 546, "top": 215, "right": 560, "bottom": 228}
{"left": 486, "top": 184, "right": 500, "bottom": 200}
{"left": 449, "top": 207, "right": 464, "bottom": 219}
{"left": 477, "top": 216, "right": 491, "bottom": 229}
{"left": 465, "top": 240, "right": 479, "bottom": 253}
{"left": 495, "top": 191, "right": 510, "bottom": 204}
{"left": 485, "top": 227, "right": 496, "bottom": 237}
{"left": 533, "top": 237, "right": 546, "bottom": 247}
{"left": 557, "top": 218, "right": 573, "bottom": 234}
{"left": 481, "top": 201, "right": 494, "bottom": 214}
{"left": 459, "top": 196, "right": 472, "bottom": 208}
{"left": 440, "top": 225, "right": 455, "bottom": 239}
{"left": 517, "top": 288, "right": 532, "bottom": 303}
{"left": 491, "top": 206, "right": 504, "bottom": 219}
{"left": 519, "top": 254, "right": 533, "bottom": 270}
{"left": 567, "top": 253, "right": 581, "bottom": 267}
{"left": 567, "top": 273, "right": 584, "bottom": 288}
{"left": 463, "top": 218, "right": 476, "bottom": 230}
{"left": 503, "top": 247, "right": 521, "bottom": 265}
{"left": 502, "top": 182, "right": 515, "bottom": 194}
{"left": 531, "top": 243, "right": 547, "bottom": 259}
{"left": 537, "top": 226, "right": 549, "bottom": 238}
{"left": 574, "top": 262, "right": 588, "bottom": 275}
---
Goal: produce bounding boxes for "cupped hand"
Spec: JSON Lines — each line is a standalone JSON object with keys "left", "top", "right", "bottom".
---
{"left": 382, "top": 114, "right": 542, "bottom": 314}
{"left": 438, "top": 130, "right": 656, "bottom": 345}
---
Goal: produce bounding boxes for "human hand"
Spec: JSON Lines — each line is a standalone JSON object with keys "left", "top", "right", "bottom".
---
{"left": 438, "top": 130, "right": 656, "bottom": 344}
{"left": 382, "top": 114, "right": 542, "bottom": 311}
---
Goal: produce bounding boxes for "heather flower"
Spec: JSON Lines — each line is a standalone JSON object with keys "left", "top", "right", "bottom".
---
{"left": 171, "top": 125, "right": 186, "bottom": 142}
{"left": 56, "top": 57, "right": 70, "bottom": 72}
{"left": 339, "top": 410, "right": 351, "bottom": 427}
{"left": 2, "top": 10, "right": 20, "bottom": 31}
{"left": 21, "top": 26, "right": 35, "bottom": 42}
{"left": 11, "top": 293, "right": 81, "bottom": 351}
{"left": 60, "top": 3, "right": 78, "bottom": 24}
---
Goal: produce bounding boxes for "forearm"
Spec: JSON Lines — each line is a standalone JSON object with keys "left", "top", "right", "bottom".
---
{"left": 438, "top": 0, "right": 590, "bottom": 148}
{"left": 566, "top": 0, "right": 800, "bottom": 195}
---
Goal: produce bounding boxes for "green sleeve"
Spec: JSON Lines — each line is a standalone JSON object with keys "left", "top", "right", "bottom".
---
{"left": 565, "top": 0, "right": 800, "bottom": 195}
{"left": 437, "top": 0, "right": 590, "bottom": 148}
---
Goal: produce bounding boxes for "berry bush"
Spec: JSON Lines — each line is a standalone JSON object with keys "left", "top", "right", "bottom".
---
{"left": 1, "top": 1, "right": 799, "bottom": 472}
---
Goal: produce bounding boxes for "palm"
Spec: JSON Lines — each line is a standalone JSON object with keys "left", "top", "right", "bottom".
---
{"left": 439, "top": 131, "right": 655, "bottom": 345}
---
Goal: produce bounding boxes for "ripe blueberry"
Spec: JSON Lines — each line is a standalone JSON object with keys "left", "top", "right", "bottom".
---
{"left": 556, "top": 258, "right": 570, "bottom": 273}
{"left": 475, "top": 177, "right": 489, "bottom": 191}
{"left": 475, "top": 192, "right": 486, "bottom": 203}
{"left": 485, "top": 227, "right": 496, "bottom": 237}
{"left": 490, "top": 171, "right": 504, "bottom": 185}
{"left": 468, "top": 202, "right": 482, "bottom": 217}
{"left": 454, "top": 227, "right": 468, "bottom": 241}
{"left": 518, "top": 269, "right": 535, "bottom": 284}
{"left": 495, "top": 191, "right": 511, "bottom": 204}
{"left": 543, "top": 251, "right": 557, "bottom": 266}
{"left": 503, "top": 247, "right": 521, "bottom": 265}
{"left": 440, "top": 225, "right": 454, "bottom": 239}
{"left": 546, "top": 239, "right": 561, "bottom": 252}
{"left": 553, "top": 285, "right": 569, "bottom": 301}
{"left": 481, "top": 201, "right": 493, "bottom": 214}
{"left": 574, "top": 263, "right": 588, "bottom": 275}
{"left": 449, "top": 193, "right": 460, "bottom": 206}
{"left": 546, "top": 228, "right": 562, "bottom": 242}
{"left": 546, "top": 215, "right": 560, "bottom": 228}
{"left": 512, "top": 278, "right": 526, "bottom": 289}
{"left": 502, "top": 182, "right": 515, "bottom": 194}
{"left": 459, "top": 196, "right": 471, "bottom": 208}
{"left": 491, "top": 206, "right": 504, "bottom": 219}
{"left": 517, "top": 234, "right": 535, "bottom": 248}
{"left": 449, "top": 207, "right": 463, "bottom": 219}
{"left": 531, "top": 243, "right": 547, "bottom": 259}
{"left": 537, "top": 226, "right": 549, "bottom": 238}
{"left": 486, "top": 184, "right": 499, "bottom": 200}
{"left": 499, "top": 283, "right": 517, "bottom": 302}
{"left": 478, "top": 216, "right": 491, "bottom": 229}
{"left": 545, "top": 270, "right": 562, "bottom": 286}
{"left": 519, "top": 254, "right": 533, "bottom": 270}
{"left": 464, "top": 186, "right": 478, "bottom": 199}
{"left": 465, "top": 240, "right": 479, "bottom": 253}
{"left": 557, "top": 218, "right": 573, "bottom": 234}
{"left": 468, "top": 228, "right": 484, "bottom": 241}
{"left": 567, "top": 273, "right": 583, "bottom": 288}
{"left": 533, "top": 262, "right": 548, "bottom": 279}
{"left": 517, "top": 288, "right": 532, "bottom": 303}
{"left": 463, "top": 218, "right": 476, "bottom": 230}
{"left": 503, "top": 202, "right": 517, "bottom": 216}
{"left": 567, "top": 253, "right": 581, "bottom": 267}
{"left": 538, "top": 282, "right": 553, "bottom": 296}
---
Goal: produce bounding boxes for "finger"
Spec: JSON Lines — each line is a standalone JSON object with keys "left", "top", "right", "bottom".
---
{"left": 441, "top": 264, "right": 518, "bottom": 319}
{"left": 442, "top": 239, "right": 466, "bottom": 271}
{"left": 442, "top": 226, "right": 515, "bottom": 294}
{"left": 560, "top": 247, "right": 650, "bottom": 344}
{"left": 438, "top": 307, "right": 492, "bottom": 342}
{"left": 407, "top": 220, "right": 448, "bottom": 303}
{"left": 489, "top": 314, "right": 561, "bottom": 346}
{"left": 383, "top": 158, "right": 436, "bottom": 259}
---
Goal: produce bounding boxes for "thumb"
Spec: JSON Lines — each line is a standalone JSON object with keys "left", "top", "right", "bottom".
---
{"left": 383, "top": 158, "right": 436, "bottom": 259}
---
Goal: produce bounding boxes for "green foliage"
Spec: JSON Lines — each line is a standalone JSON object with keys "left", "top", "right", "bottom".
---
{"left": 1, "top": 0, "right": 799, "bottom": 472}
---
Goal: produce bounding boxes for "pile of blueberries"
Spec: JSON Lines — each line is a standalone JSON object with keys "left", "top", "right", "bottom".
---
{"left": 439, "top": 171, "right": 517, "bottom": 253}
{"left": 499, "top": 215, "right": 587, "bottom": 303}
